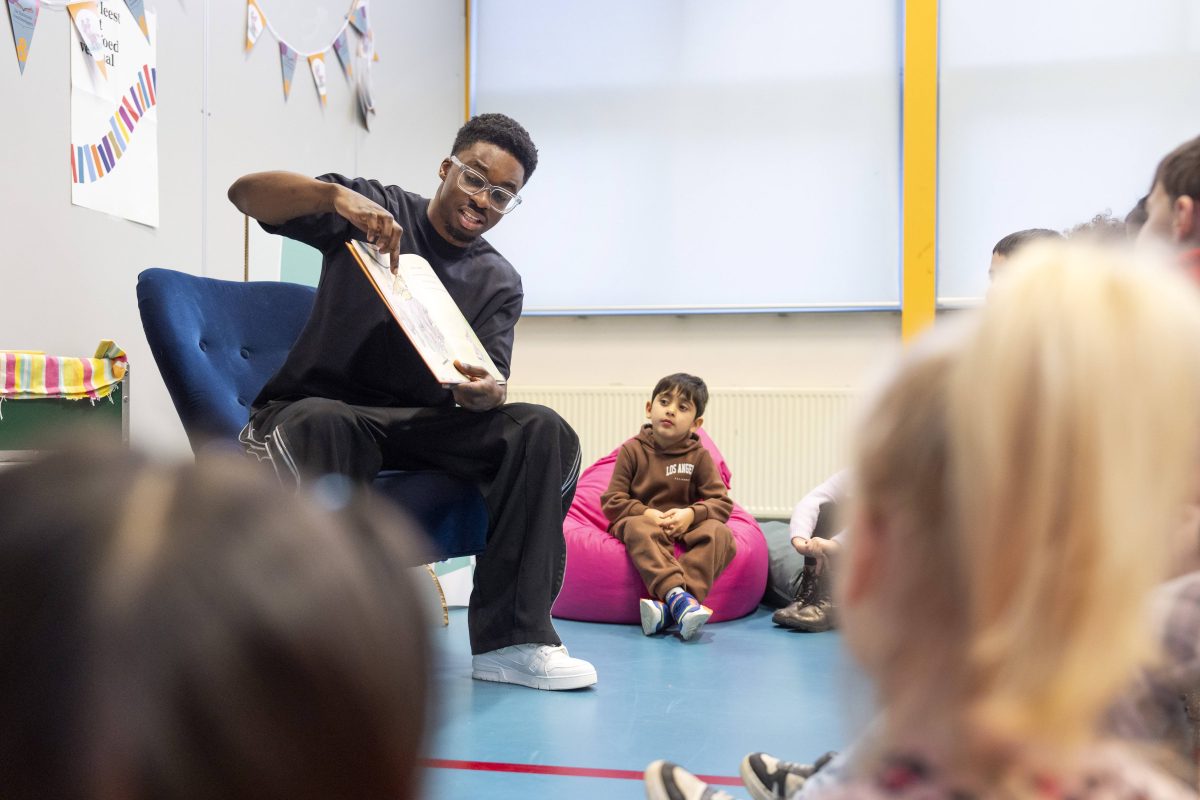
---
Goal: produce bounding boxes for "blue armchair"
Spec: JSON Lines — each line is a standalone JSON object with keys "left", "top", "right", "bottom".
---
{"left": 135, "top": 268, "right": 488, "bottom": 560}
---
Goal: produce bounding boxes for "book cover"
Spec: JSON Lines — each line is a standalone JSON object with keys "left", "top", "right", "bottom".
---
{"left": 346, "top": 240, "right": 506, "bottom": 387}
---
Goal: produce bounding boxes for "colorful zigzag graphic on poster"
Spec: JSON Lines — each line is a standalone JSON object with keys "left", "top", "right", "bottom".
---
{"left": 70, "top": 64, "right": 157, "bottom": 184}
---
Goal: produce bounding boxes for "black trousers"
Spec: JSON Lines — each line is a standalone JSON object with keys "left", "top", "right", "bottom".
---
{"left": 241, "top": 397, "right": 582, "bottom": 654}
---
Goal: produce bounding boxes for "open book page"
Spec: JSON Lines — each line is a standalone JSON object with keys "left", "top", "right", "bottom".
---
{"left": 346, "top": 240, "right": 506, "bottom": 387}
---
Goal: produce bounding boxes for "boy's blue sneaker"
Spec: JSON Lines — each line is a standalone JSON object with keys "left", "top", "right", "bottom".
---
{"left": 666, "top": 589, "right": 713, "bottom": 640}
{"left": 640, "top": 598, "right": 671, "bottom": 636}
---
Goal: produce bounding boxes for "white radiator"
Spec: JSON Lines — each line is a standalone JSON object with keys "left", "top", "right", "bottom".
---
{"left": 505, "top": 387, "right": 857, "bottom": 518}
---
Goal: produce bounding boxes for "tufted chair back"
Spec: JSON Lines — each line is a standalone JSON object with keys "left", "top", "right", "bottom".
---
{"left": 136, "top": 268, "right": 315, "bottom": 451}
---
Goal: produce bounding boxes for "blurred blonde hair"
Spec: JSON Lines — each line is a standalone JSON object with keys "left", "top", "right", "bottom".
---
{"left": 851, "top": 242, "right": 1200, "bottom": 781}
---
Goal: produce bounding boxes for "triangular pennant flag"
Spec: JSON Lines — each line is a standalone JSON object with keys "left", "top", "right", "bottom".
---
{"left": 331, "top": 28, "right": 352, "bottom": 79}
{"left": 308, "top": 52, "right": 328, "bottom": 107}
{"left": 122, "top": 0, "right": 148, "bottom": 42}
{"left": 278, "top": 41, "right": 297, "bottom": 99}
{"left": 357, "top": 28, "right": 378, "bottom": 63}
{"left": 6, "top": 0, "right": 39, "bottom": 75}
{"left": 245, "top": 0, "right": 265, "bottom": 52}
{"left": 67, "top": 2, "right": 107, "bottom": 79}
{"left": 348, "top": 0, "right": 367, "bottom": 35}
{"left": 353, "top": 30, "right": 375, "bottom": 130}
{"left": 354, "top": 62, "right": 374, "bottom": 130}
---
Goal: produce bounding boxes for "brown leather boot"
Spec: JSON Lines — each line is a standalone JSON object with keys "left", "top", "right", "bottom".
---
{"left": 772, "top": 562, "right": 817, "bottom": 629}
{"left": 772, "top": 562, "right": 836, "bottom": 632}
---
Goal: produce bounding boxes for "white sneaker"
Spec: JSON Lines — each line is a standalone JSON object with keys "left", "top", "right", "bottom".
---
{"left": 645, "top": 760, "right": 736, "bottom": 800}
{"left": 471, "top": 643, "right": 597, "bottom": 690}
{"left": 666, "top": 590, "right": 714, "bottom": 641}
{"left": 640, "top": 598, "right": 670, "bottom": 636}
{"left": 676, "top": 603, "right": 713, "bottom": 641}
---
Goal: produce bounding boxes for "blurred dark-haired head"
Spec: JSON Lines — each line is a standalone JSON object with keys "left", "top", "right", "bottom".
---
{"left": 989, "top": 228, "right": 1064, "bottom": 282}
{"left": 0, "top": 443, "right": 432, "bottom": 800}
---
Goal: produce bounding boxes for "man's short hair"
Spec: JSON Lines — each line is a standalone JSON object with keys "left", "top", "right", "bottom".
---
{"left": 651, "top": 373, "right": 709, "bottom": 418}
{"left": 992, "top": 228, "right": 1064, "bottom": 257}
{"left": 1153, "top": 135, "right": 1200, "bottom": 202}
{"left": 451, "top": 113, "right": 538, "bottom": 182}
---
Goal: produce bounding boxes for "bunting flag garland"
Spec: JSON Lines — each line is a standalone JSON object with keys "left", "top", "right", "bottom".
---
{"left": 6, "top": 0, "right": 39, "bottom": 74}
{"left": 331, "top": 28, "right": 351, "bottom": 79}
{"left": 121, "top": 0, "right": 147, "bottom": 41}
{"left": 348, "top": 0, "right": 366, "bottom": 35}
{"left": 70, "top": 64, "right": 156, "bottom": 183}
{"left": 308, "top": 51, "right": 327, "bottom": 107}
{"left": 249, "top": 0, "right": 375, "bottom": 120}
{"left": 278, "top": 40, "right": 296, "bottom": 99}
{"left": 7, "top": 0, "right": 155, "bottom": 75}
{"left": 67, "top": 2, "right": 107, "bottom": 79}
{"left": 245, "top": 0, "right": 264, "bottom": 51}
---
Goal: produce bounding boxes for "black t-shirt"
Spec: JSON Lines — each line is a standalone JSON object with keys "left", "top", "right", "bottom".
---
{"left": 252, "top": 173, "right": 523, "bottom": 411}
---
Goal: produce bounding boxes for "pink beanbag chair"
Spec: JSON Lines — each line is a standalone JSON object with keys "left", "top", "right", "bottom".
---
{"left": 552, "top": 428, "right": 768, "bottom": 624}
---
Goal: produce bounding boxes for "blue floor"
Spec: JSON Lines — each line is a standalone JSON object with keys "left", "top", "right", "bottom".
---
{"left": 422, "top": 606, "right": 857, "bottom": 799}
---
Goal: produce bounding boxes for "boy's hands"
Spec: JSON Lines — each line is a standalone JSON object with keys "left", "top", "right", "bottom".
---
{"left": 643, "top": 508, "right": 665, "bottom": 525}
{"left": 659, "top": 507, "right": 695, "bottom": 538}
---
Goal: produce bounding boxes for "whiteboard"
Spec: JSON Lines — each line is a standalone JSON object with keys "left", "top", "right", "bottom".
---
{"left": 473, "top": 0, "right": 902, "bottom": 315}
{"left": 938, "top": 0, "right": 1200, "bottom": 304}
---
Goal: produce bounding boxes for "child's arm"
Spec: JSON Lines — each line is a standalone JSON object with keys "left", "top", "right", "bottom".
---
{"left": 789, "top": 469, "right": 851, "bottom": 542}
{"left": 688, "top": 449, "right": 733, "bottom": 525}
{"left": 601, "top": 444, "right": 650, "bottom": 523}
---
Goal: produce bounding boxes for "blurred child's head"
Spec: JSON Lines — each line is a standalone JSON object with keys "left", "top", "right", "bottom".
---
{"left": 841, "top": 242, "right": 1200, "bottom": 776}
{"left": 1065, "top": 212, "right": 1128, "bottom": 245}
{"left": 1126, "top": 195, "right": 1149, "bottom": 237}
{"left": 1140, "top": 135, "right": 1200, "bottom": 249}
{"left": 0, "top": 444, "right": 432, "bottom": 800}
{"left": 988, "top": 228, "right": 1063, "bottom": 282}
{"left": 645, "top": 373, "right": 708, "bottom": 448}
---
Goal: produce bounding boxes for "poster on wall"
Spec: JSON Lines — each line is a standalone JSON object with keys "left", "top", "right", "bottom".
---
{"left": 70, "top": 1, "right": 158, "bottom": 227}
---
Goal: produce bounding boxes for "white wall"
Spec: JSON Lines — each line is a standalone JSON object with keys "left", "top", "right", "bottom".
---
{"left": 510, "top": 313, "right": 900, "bottom": 393}
{"left": 0, "top": 0, "right": 466, "bottom": 455}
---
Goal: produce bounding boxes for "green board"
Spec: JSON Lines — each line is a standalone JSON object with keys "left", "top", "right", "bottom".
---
{"left": 280, "top": 238, "right": 322, "bottom": 287}
{"left": 0, "top": 382, "right": 126, "bottom": 452}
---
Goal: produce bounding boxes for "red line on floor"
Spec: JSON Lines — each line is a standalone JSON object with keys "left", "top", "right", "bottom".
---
{"left": 420, "top": 757, "right": 742, "bottom": 786}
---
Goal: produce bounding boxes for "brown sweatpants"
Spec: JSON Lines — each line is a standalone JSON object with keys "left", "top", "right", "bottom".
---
{"left": 611, "top": 515, "right": 736, "bottom": 602}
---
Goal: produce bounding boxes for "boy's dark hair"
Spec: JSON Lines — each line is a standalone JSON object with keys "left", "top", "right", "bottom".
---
{"left": 651, "top": 373, "right": 709, "bottom": 418}
{"left": 1152, "top": 135, "right": 1200, "bottom": 202}
{"left": 451, "top": 113, "right": 538, "bottom": 182}
{"left": 1126, "top": 195, "right": 1149, "bottom": 230}
{"left": 992, "top": 228, "right": 1063, "bottom": 256}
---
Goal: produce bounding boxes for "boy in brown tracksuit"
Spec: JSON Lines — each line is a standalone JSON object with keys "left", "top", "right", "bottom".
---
{"left": 601, "top": 373, "right": 735, "bottom": 640}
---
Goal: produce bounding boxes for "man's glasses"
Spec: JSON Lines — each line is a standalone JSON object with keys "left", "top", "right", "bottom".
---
{"left": 449, "top": 155, "right": 522, "bottom": 214}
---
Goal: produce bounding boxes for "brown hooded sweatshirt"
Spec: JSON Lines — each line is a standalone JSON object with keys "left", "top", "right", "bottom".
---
{"left": 602, "top": 425, "right": 733, "bottom": 528}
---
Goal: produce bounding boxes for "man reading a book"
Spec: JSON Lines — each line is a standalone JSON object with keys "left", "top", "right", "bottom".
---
{"left": 226, "top": 113, "right": 596, "bottom": 691}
